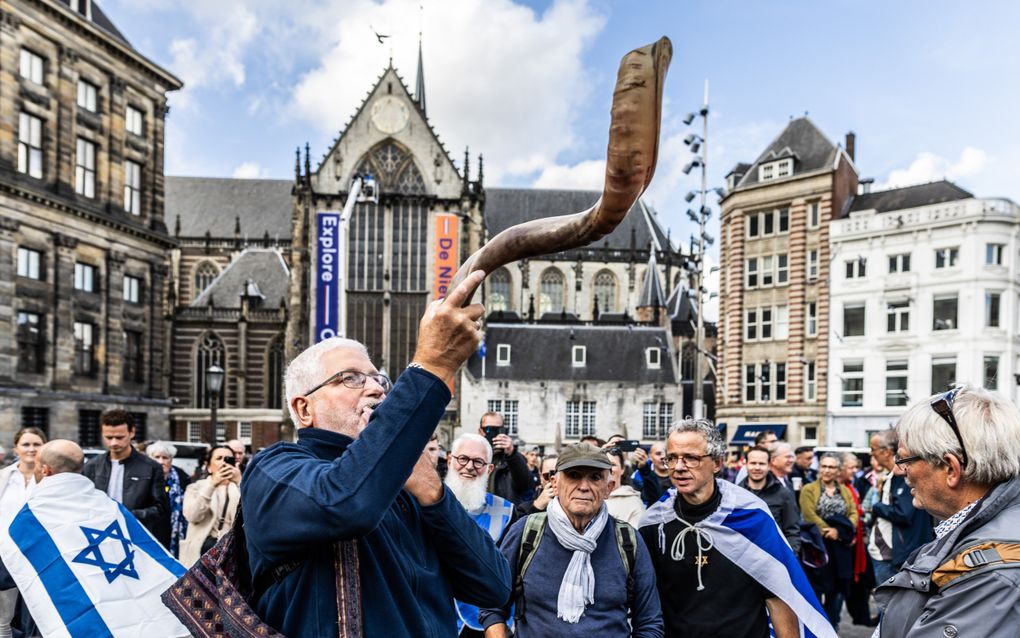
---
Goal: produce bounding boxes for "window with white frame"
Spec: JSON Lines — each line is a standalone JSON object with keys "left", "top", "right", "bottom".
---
{"left": 642, "top": 402, "right": 673, "bottom": 438}
{"left": 745, "top": 361, "right": 785, "bottom": 403}
{"left": 73, "top": 321, "right": 96, "bottom": 377}
{"left": 983, "top": 355, "right": 1000, "bottom": 390}
{"left": 986, "top": 243, "right": 1004, "bottom": 266}
{"left": 487, "top": 399, "right": 519, "bottom": 436}
{"left": 775, "top": 305, "right": 789, "bottom": 340}
{"left": 844, "top": 303, "right": 866, "bottom": 337}
{"left": 125, "top": 105, "right": 144, "bottom": 136}
{"left": 759, "top": 162, "right": 774, "bottom": 182}
{"left": 77, "top": 79, "right": 97, "bottom": 112}
{"left": 761, "top": 256, "right": 774, "bottom": 286}
{"left": 986, "top": 292, "right": 1001, "bottom": 327}
{"left": 845, "top": 257, "right": 867, "bottom": 279}
{"left": 496, "top": 344, "right": 511, "bottom": 366}
{"left": 124, "top": 160, "right": 142, "bottom": 214}
{"left": 74, "top": 262, "right": 96, "bottom": 292}
{"left": 746, "top": 309, "right": 758, "bottom": 340}
{"left": 888, "top": 253, "right": 911, "bottom": 273}
{"left": 841, "top": 361, "right": 864, "bottom": 407}
{"left": 931, "top": 357, "right": 956, "bottom": 394}
{"left": 760, "top": 364, "right": 772, "bottom": 401}
{"left": 746, "top": 258, "right": 758, "bottom": 288}
{"left": 645, "top": 347, "right": 661, "bottom": 369}
{"left": 885, "top": 360, "right": 908, "bottom": 406}
{"left": 238, "top": 421, "right": 253, "bottom": 444}
{"left": 758, "top": 159, "right": 792, "bottom": 182}
{"left": 18, "top": 113, "right": 43, "bottom": 178}
{"left": 807, "top": 202, "right": 820, "bottom": 229}
{"left": 19, "top": 49, "right": 44, "bottom": 84}
{"left": 744, "top": 364, "right": 757, "bottom": 402}
{"left": 123, "top": 275, "right": 141, "bottom": 303}
{"left": 807, "top": 249, "right": 819, "bottom": 281}
{"left": 75, "top": 138, "right": 96, "bottom": 198}
{"left": 572, "top": 345, "right": 587, "bottom": 367}
{"left": 803, "top": 423, "right": 818, "bottom": 442}
{"left": 187, "top": 422, "right": 202, "bottom": 443}
{"left": 806, "top": 301, "right": 818, "bottom": 337}
{"left": 565, "top": 401, "right": 596, "bottom": 439}
{"left": 775, "top": 158, "right": 792, "bottom": 178}
{"left": 935, "top": 247, "right": 959, "bottom": 269}
{"left": 886, "top": 300, "right": 910, "bottom": 333}
{"left": 747, "top": 213, "right": 759, "bottom": 238}
{"left": 777, "top": 254, "right": 789, "bottom": 284}
{"left": 776, "top": 363, "right": 786, "bottom": 401}
{"left": 17, "top": 247, "right": 42, "bottom": 280}
{"left": 933, "top": 295, "right": 958, "bottom": 330}
{"left": 760, "top": 307, "right": 773, "bottom": 340}
{"left": 746, "top": 208, "right": 790, "bottom": 238}
{"left": 804, "top": 361, "right": 817, "bottom": 402}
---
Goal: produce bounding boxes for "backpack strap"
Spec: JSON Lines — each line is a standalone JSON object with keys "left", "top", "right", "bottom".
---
{"left": 513, "top": 513, "right": 547, "bottom": 622}
{"left": 932, "top": 541, "right": 1020, "bottom": 590}
{"left": 614, "top": 519, "right": 637, "bottom": 618}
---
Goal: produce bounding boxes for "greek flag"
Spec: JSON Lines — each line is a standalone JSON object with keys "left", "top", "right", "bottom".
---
{"left": 0, "top": 473, "right": 189, "bottom": 638}
{"left": 457, "top": 492, "right": 514, "bottom": 632}
{"left": 642, "top": 480, "right": 836, "bottom": 638}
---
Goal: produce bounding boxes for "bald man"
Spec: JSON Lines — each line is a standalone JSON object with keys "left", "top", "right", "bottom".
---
{"left": 35, "top": 439, "right": 86, "bottom": 479}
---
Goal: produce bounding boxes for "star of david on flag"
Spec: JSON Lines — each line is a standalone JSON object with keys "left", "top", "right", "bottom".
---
{"left": 72, "top": 521, "right": 139, "bottom": 583}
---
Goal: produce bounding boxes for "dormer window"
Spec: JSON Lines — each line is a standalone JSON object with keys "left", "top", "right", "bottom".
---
{"left": 759, "top": 158, "right": 793, "bottom": 182}
{"left": 646, "top": 347, "right": 661, "bottom": 369}
{"left": 572, "top": 345, "right": 587, "bottom": 367}
{"left": 496, "top": 344, "right": 511, "bottom": 366}
{"left": 71, "top": 0, "right": 92, "bottom": 19}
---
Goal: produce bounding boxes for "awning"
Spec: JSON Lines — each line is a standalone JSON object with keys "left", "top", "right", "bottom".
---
{"left": 729, "top": 423, "right": 787, "bottom": 446}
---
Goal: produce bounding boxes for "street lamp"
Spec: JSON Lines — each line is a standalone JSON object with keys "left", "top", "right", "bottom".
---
{"left": 205, "top": 364, "right": 224, "bottom": 444}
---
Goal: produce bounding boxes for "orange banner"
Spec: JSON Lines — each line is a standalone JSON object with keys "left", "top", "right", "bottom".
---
{"left": 433, "top": 213, "right": 459, "bottom": 300}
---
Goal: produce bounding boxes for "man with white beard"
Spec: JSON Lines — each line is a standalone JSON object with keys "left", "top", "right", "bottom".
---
{"left": 446, "top": 434, "right": 516, "bottom": 636}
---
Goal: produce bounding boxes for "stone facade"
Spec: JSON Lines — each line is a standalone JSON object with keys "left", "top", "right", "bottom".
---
{"left": 0, "top": 0, "right": 180, "bottom": 444}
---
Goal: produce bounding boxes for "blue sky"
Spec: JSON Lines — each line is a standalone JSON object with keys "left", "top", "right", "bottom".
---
{"left": 104, "top": 0, "right": 1020, "bottom": 245}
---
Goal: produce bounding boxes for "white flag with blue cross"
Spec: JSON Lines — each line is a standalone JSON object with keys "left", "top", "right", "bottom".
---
{"left": 0, "top": 472, "right": 189, "bottom": 638}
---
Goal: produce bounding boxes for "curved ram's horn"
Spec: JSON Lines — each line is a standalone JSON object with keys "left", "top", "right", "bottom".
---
{"left": 450, "top": 36, "right": 673, "bottom": 303}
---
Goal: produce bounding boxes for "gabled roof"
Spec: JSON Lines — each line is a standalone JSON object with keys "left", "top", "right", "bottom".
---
{"left": 191, "top": 249, "right": 290, "bottom": 309}
{"left": 58, "top": 0, "right": 131, "bottom": 47}
{"left": 847, "top": 180, "right": 973, "bottom": 215}
{"left": 736, "top": 118, "right": 838, "bottom": 189}
{"left": 166, "top": 176, "right": 292, "bottom": 239}
{"left": 637, "top": 249, "right": 665, "bottom": 308}
{"left": 484, "top": 189, "right": 673, "bottom": 255}
{"left": 466, "top": 324, "right": 675, "bottom": 383}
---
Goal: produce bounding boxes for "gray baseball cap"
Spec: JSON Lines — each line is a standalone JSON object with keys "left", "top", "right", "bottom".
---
{"left": 556, "top": 443, "right": 613, "bottom": 472}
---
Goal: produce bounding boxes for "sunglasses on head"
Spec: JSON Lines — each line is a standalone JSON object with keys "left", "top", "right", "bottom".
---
{"left": 929, "top": 385, "right": 968, "bottom": 467}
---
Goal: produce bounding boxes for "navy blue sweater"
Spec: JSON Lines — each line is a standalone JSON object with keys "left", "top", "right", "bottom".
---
{"left": 871, "top": 474, "right": 934, "bottom": 568}
{"left": 241, "top": 367, "right": 511, "bottom": 637}
{"left": 479, "top": 513, "right": 664, "bottom": 638}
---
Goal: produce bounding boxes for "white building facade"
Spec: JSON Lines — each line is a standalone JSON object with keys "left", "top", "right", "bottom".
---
{"left": 827, "top": 182, "right": 1020, "bottom": 446}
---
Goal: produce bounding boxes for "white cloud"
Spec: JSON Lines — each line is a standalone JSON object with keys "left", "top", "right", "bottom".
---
{"left": 232, "top": 161, "right": 269, "bottom": 179}
{"left": 532, "top": 159, "right": 605, "bottom": 190}
{"left": 290, "top": 0, "right": 605, "bottom": 184}
{"left": 878, "top": 146, "right": 989, "bottom": 190}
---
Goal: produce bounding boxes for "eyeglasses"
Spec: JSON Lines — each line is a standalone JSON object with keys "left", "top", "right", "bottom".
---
{"left": 664, "top": 453, "right": 713, "bottom": 469}
{"left": 894, "top": 454, "right": 924, "bottom": 469}
{"left": 930, "top": 386, "right": 968, "bottom": 467}
{"left": 451, "top": 455, "right": 488, "bottom": 471}
{"left": 304, "top": 369, "right": 392, "bottom": 397}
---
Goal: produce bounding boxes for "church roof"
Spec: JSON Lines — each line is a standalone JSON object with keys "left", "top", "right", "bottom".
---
{"left": 847, "top": 180, "right": 973, "bottom": 215}
{"left": 735, "top": 117, "right": 839, "bottom": 189}
{"left": 466, "top": 323, "right": 675, "bottom": 383}
{"left": 166, "top": 176, "right": 292, "bottom": 239}
{"left": 191, "top": 249, "right": 290, "bottom": 309}
{"left": 637, "top": 249, "right": 665, "bottom": 308}
{"left": 484, "top": 189, "right": 674, "bottom": 256}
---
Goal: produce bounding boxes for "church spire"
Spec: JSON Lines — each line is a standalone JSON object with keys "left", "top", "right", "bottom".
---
{"left": 415, "top": 34, "right": 427, "bottom": 116}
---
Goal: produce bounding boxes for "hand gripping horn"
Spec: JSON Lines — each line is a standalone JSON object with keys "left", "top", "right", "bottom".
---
{"left": 449, "top": 37, "right": 673, "bottom": 303}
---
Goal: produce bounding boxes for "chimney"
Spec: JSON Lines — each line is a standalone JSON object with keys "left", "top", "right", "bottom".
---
{"left": 845, "top": 131, "right": 856, "bottom": 161}
{"left": 860, "top": 177, "right": 874, "bottom": 195}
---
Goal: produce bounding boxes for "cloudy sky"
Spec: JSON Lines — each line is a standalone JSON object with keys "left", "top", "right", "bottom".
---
{"left": 104, "top": 0, "right": 1020, "bottom": 247}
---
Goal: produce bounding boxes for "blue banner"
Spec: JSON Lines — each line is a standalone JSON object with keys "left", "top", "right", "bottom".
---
{"left": 315, "top": 212, "right": 342, "bottom": 342}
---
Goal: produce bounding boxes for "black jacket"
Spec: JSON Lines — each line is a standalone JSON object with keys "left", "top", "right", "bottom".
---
{"left": 488, "top": 449, "right": 531, "bottom": 504}
{"left": 739, "top": 473, "right": 802, "bottom": 553}
{"left": 83, "top": 448, "right": 170, "bottom": 547}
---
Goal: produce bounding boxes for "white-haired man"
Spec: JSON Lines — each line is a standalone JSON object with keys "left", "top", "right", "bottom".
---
{"left": 875, "top": 386, "right": 1020, "bottom": 637}
{"left": 446, "top": 434, "right": 516, "bottom": 637}
{"left": 240, "top": 271, "right": 511, "bottom": 637}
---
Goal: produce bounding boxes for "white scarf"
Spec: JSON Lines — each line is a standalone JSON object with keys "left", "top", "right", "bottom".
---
{"left": 545, "top": 497, "right": 609, "bottom": 623}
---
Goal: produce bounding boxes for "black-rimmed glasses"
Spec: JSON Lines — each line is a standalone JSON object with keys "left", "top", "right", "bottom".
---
{"left": 930, "top": 386, "right": 968, "bottom": 467}
{"left": 894, "top": 454, "right": 924, "bottom": 469}
{"left": 664, "top": 453, "right": 713, "bottom": 469}
{"left": 304, "top": 369, "right": 392, "bottom": 397}
{"left": 451, "top": 455, "right": 488, "bottom": 471}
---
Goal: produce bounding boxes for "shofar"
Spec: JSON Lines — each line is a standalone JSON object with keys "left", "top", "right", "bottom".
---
{"left": 449, "top": 36, "right": 672, "bottom": 302}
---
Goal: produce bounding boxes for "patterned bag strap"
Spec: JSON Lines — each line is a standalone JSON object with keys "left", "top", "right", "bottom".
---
{"left": 334, "top": 540, "right": 363, "bottom": 638}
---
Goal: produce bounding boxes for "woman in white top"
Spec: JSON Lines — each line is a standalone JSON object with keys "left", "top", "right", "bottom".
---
{"left": 180, "top": 446, "right": 240, "bottom": 567}
{"left": 0, "top": 427, "right": 46, "bottom": 638}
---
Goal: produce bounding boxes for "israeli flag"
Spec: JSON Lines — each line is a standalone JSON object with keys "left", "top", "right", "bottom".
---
{"left": 0, "top": 473, "right": 189, "bottom": 638}
{"left": 642, "top": 480, "right": 836, "bottom": 638}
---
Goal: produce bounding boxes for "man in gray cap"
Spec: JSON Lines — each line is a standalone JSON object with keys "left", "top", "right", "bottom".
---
{"left": 479, "top": 443, "right": 663, "bottom": 638}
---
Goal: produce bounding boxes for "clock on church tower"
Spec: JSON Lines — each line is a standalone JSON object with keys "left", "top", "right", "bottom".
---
{"left": 370, "top": 96, "right": 409, "bottom": 134}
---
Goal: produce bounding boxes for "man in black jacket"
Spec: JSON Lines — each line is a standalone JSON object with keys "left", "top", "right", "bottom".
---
{"left": 478, "top": 412, "right": 530, "bottom": 504}
{"left": 738, "top": 446, "right": 801, "bottom": 552}
{"left": 83, "top": 409, "right": 170, "bottom": 547}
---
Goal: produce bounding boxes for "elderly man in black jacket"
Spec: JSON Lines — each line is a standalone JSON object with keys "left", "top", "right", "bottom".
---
{"left": 83, "top": 409, "right": 170, "bottom": 546}
{"left": 739, "top": 446, "right": 801, "bottom": 552}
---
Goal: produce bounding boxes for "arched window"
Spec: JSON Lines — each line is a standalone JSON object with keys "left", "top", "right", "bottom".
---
{"left": 194, "top": 261, "right": 219, "bottom": 297}
{"left": 539, "top": 268, "right": 564, "bottom": 316}
{"left": 195, "top": 332, "right": 225, "bottom": 408}
{"left": 266, "top": 335, "right": 284, "bottom": 409}
{"left": 489, "top": 268, "right": 512, "bottom": 313}
{"left": 593, "top": 269, "right": 618, "bottom": 314}
{"left": 354, "top": 140, "right": 427, "bottom": 195}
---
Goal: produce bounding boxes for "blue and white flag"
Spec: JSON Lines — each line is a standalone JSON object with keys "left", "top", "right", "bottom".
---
{"left": 641, "top": 480, "right": 836, "bottom": 638}
{"left": 0, "top": 473, "right": 189, "bottom": 638}
{"left": 456, "top": 492, "right": 515, "bottom": 632}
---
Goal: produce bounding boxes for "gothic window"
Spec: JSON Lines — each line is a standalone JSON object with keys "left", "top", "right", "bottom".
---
{"left": 539, "top": 268, "right": 564, "bottom": 316}
{"left": 266, "top": 335, "right": 284, "bottom": 409}
{"left": 196, "top": 333, "right": 225, "bottom": 408}
{"left": 489, "top": 268, "right": 512, "bottom": 313}
{"left": 354, "top": 140, "right": 427, "bottom": 195}
{"left": 194, "top": 261, "right": 219, "bottom": 297}
{"left": 593, "top": 270, "right": 617, "bottom": 314}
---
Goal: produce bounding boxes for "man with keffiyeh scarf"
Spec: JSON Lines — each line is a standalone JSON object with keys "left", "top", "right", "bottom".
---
{"left": 479, "top": 443, "right": 662, "bottom": 638}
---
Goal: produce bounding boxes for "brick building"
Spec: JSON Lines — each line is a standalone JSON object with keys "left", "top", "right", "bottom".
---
{"left": 0, "top": 0, "right": 180, "bottom": 443}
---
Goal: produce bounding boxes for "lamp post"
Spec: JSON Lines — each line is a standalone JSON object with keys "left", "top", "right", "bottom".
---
{"left": 205, "top": 364, "right": 224, "bottom": 444}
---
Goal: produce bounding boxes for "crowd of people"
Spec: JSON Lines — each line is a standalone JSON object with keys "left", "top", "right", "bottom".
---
{"left": 0, "top": 270, "right": 1018, "bottom": 637}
